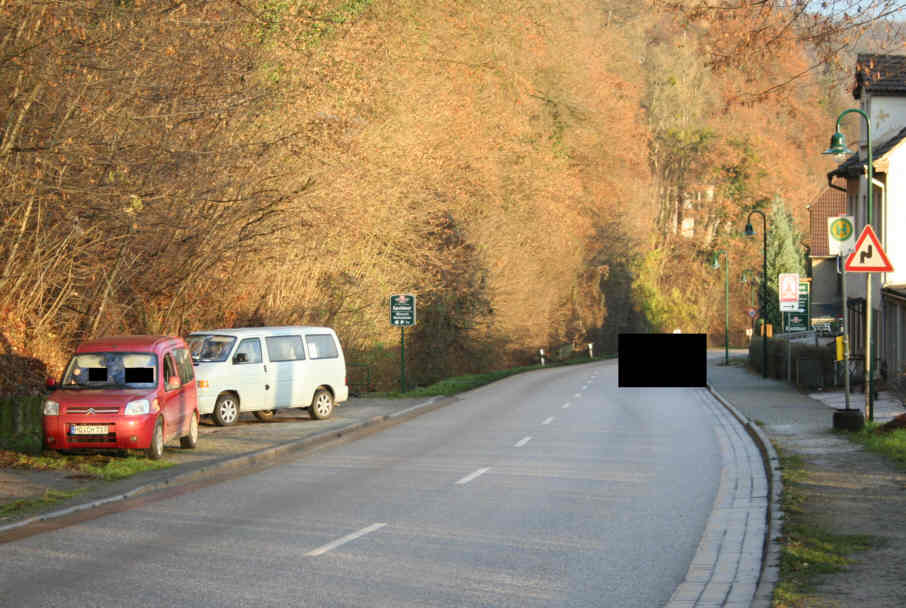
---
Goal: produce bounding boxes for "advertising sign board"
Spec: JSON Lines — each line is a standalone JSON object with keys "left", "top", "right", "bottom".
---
{"left": 779, "top": 273, "right": 800, "bottom": 312}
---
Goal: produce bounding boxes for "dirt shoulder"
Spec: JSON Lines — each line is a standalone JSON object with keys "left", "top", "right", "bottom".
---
{"left": 779, "top": 433, "right": 906, "bottom": 607}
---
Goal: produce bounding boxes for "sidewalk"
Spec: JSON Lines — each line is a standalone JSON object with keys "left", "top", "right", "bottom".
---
{"left": 0, "top": 395, "right": 443, "bottom": 532}
{"left": 709, "top": 353, "right": 906, "bottom": 608}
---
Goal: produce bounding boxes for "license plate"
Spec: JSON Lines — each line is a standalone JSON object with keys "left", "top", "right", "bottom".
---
{"left": 71, "top": 424, "right": 109, "bottom": 435}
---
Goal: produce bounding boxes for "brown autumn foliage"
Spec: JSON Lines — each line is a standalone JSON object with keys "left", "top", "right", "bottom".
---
{"left": 0, "top": 0, "right": 875, "bottom": 392}
{"left": 666, "top": 0, "right": 906, "bottom": 102}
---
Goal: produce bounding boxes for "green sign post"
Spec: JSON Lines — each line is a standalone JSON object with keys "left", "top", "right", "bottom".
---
{"left": 390, "top": 295, "right": 416, "bottom": 392}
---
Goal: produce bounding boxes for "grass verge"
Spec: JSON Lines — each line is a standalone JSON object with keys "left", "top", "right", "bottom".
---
{"left": 0, "top": 450, "right": 174, "bottom": 481}
{"left": 374, "top": 356, "right": 614, "bottom": 398}
{"left": 845, "top": 423, "right": 906, "bottom": 467}
{"left": 0, "top": 488, "right": 86, "bottom": 521}
{"left": 772, "top": 445, "right": 876, "bottom": 607}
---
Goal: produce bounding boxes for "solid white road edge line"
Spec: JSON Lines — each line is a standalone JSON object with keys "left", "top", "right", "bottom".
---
{"left": 514, "top": 436, "right": 532, "bottom": 447}
{"left": 542, "top": 416, "right": 555, "bottom": 425}
{"left": 306, "top": 523, "right": 388, "bottom": 557}
{"left": 456, "top": 467, "right": 491, "bottom": 485}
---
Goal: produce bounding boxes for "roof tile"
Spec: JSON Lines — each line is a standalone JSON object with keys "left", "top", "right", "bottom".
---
{"left": 854, "top": 54, "right": 906, "bottom": 98}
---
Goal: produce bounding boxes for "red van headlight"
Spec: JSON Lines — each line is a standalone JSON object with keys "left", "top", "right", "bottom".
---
{"left": 124, "top": 398, "right": 158, "bottom": 415}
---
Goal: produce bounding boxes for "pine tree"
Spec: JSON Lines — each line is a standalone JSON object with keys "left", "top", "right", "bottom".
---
{"left": 763, "top": 197, "right": 806, "bottom": 330}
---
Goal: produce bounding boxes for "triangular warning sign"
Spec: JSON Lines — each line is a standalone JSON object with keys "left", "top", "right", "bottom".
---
{"left": 844, "top": 225, "right": 893, "bottom": 272}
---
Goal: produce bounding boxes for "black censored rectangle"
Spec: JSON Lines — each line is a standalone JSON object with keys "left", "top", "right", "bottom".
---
{"left": 618, "top": 333, "right": 707, "bottom": 388}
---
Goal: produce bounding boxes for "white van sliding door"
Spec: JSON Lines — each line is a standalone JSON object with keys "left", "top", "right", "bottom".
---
{"left": 265, "top": 334, "right": 307, "bottom": 408}
{"left": 231, "top": 338, "right": 272, "bottom": 411}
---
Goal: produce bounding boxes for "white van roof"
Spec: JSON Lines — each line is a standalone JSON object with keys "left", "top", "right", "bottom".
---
{"left": 189, "top": 326, "right": 337, "bottom": 337}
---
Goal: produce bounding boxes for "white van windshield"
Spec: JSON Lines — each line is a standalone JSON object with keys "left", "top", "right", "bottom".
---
{"left": 188, "top": 335, "right": 236, "bottom": 362}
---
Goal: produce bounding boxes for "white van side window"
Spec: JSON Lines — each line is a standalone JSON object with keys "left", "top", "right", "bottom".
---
{"left": 306, "top": 334, "right": 338, "bottom": 359}
{"left": 234, "top": 338, "right": 262, "bottom": 364}
{"left": 266, "top": 335, "right": 306, "bottom": 362}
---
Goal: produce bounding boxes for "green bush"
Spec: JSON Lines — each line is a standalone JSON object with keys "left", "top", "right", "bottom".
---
{"left": 0, "top": 396, "right": 44, "bottom": 454}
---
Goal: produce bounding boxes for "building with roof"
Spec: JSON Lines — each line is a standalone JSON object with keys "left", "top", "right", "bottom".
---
{"left": 825, "top": 53, "right": 906, "bottom": 383}
{"left": 806, "top": 183, "right": 847, "bottom": 332}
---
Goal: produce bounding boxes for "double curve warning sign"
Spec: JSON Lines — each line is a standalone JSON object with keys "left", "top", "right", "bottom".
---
{"left": 844, "top": 225, "right": 893, "bottom": 272}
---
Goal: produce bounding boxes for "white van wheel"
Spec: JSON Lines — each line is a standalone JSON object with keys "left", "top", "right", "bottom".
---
{"left": 310, "top": 389, "right": 334, "bottom": 420}
{"left": 213, "top": 394, "right": 239, "bottom": 426}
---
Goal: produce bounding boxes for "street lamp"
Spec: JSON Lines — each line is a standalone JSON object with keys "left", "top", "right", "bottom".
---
{"left": 712, "top": 250, "right": 729, "bottom": 365}
{"left": 824, "top": 108, "right": 874, "bottom": 421}
{"left": 745, "top": 210, "right": 768, "bottom": 378}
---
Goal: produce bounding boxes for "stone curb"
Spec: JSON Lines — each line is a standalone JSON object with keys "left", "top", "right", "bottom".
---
{"left": 708, "top": 384, "right": 783, "bottom": 608}
{"left": 0, "top": 395, "right": 451, "bottom": 535}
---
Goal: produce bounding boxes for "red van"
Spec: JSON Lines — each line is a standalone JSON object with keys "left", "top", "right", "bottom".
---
{"left": 43, "top": 336, "right": 199, "bottom": 459}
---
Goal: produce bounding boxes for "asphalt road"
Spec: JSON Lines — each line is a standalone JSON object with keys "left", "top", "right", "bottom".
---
{"left": 0, "top": 360, "right": 723, "bottom": 607}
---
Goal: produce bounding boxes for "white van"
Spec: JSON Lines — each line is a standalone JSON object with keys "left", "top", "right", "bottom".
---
{"left": 186, "top": 326, "right": 349, "bottom": 426}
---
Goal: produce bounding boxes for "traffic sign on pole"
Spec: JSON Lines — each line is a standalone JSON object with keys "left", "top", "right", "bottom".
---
{"left": 844, "top": 225, "right": 893, "bottom": 272}
{"left": 389, "top": 294, "right": 416, "bottom": 393}
{"left": 828, "top": 215, "right": 855, "bottom": 256}
{"left": 390, "top": 294, "right": 416, "bottom": 326}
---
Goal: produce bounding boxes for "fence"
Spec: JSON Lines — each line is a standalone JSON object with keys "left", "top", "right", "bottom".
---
{"left": 749, "top": 336, "right": 837, "bottom": 389}
{"left": 0, "top": 395, "right": 44, "bottom": 454}
{"left": 346, "top": 363, "right": 374, "bottom": 396}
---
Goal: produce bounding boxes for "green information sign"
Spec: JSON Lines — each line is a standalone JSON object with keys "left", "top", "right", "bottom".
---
{"left": 783, "top": 281, "right": 810, "bottom": 332}
{"left": 390, "top": 294, "right": 416, "bottom": 326}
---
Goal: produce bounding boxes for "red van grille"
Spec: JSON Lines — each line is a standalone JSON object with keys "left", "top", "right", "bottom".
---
{"left": 65, "top": 406, "right": 120, "bottom": 415}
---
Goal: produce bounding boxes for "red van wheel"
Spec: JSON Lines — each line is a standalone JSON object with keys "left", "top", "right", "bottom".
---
{"left": 145, "top": 419, "right": 164, "bottom": 460}
{"left": 180, "top": 412, "right": 199, "bottom": 449}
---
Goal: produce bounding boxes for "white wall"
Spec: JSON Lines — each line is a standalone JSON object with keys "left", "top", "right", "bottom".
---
{"left": 883, "top": 141, "right": 906, "bottom": 287}
{"left": 866, "top": 96, "right": 906, "bottom": 143}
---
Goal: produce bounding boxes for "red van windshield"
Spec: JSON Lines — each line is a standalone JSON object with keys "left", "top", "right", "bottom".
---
{"left": 61, "top": 352, "right": 157, "bottom": 388}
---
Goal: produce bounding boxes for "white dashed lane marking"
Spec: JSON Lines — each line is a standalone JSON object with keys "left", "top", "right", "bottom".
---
{"left": 542, "top": 416, "right": 555, "bottom": 425}
{"left": 514, "top": 436, "right": 532, "bottom": 447}
{"left": 456, "top": 467, "right": 491, "bottom": 485}
{"left": 562, "top": 402, "right": 571, "bottom": 409}
{"left": 306, "top": 523, "right": 387, "bottom": 557}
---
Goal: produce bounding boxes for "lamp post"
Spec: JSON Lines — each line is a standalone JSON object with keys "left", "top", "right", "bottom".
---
{"left": 745, "top": 210, "right": 768, "bottom": 378}
{"left": 824, "top": 109, "right": 874, "bottom": 421}
{"left": 741, "top": 269, "right": 759, "bottom": 307}
{"left": 712, "top": 250, "right": 729, "bottom": 365}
